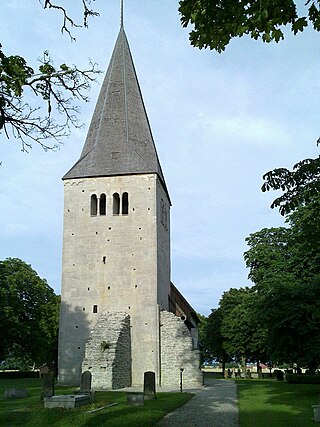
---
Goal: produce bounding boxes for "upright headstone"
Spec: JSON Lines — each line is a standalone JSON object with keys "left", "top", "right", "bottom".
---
{"left": 4, "top": 388, "right": 28, "bottom": 399}
{"left": 80, "top": 371, "right": 92, "bottom": 394}
{"left": 41, "top": 372, "right": 54, "bottom": 400}
{"left": 143, "top": 371, "right": 156, "bottom": 400}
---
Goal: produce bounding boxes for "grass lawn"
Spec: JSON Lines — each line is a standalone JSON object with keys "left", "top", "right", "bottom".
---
{"left": 237, "top": 379, "right": 320, "bottom": 427}
{"left": 0, "top": 378, "right": 193, "bottom": 426}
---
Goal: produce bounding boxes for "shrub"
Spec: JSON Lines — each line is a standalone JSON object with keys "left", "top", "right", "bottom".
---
{"left": 273, "top": 369, "right": 284, "bottom": 381}
{"left": 285, "top": 374, "right": 320, "bottom": 384}
{"left": 0, "top": 371, "right": 39, "bottom": 379}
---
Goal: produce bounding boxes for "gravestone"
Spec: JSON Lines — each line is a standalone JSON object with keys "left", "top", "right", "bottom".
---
{"left": 144, "top": 371, "right": 156, "bottom": 400}
{"left": 4, "top": 388, "right": 28, "bottom": 399}
{"left": 80, "top": 371, "right": 92, "bottom": 394}
{"left": 126, "top": 392, "right": 144, "bottom": 406}
{"left": 41, "top": 372, "right": 54, "bottom": 400}
{"left": 44, "top": 394, "right": 91, "bottom": 409}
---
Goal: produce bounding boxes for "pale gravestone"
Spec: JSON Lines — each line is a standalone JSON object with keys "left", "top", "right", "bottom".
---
{"left": 4, "top": 388, "right": 28, "bottom": 399}
{"left": 41, "top": 372, "right": 54, "bottom": 400}
{"left": 144, "top": 371, "right": 156, "bottom": 400}
{"left": 80, "top": 371, "right": 92, "bottom": 394}
{"left": 126, "top": 392, "right": 144, "bottom": 406}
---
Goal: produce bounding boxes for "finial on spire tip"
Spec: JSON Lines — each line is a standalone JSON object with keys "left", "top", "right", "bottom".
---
{"left": 120, "top": 0, "right": 124, "bottom": 28}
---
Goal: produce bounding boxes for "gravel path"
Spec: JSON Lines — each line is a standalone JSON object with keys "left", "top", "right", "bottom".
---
{"left": 157, "top": 379, "right": 239, "bottom": 427}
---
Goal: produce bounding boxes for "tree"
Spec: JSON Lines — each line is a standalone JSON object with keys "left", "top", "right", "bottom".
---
{"left": 196, "top": 313, "right": 210, "bottom": 363}
{"left": 0, "top": 258, "right": 60, "bottom": 369}
{"left": 244, "top": 205, "right": 320, "bottom": 372}
{"left": 178, "top": 0, "right": 320, "bottom": 52}
{"left": 219, "top": 287, "right": 268, "bottom": 370}
{"left": 244, "top": 227, "right": 292, "bottom": 285}
{"left": 205, "top": 308, "right": 231, "bottom": 374}
{"left": 0, "top": 1, "right": 100, "bottom": 152}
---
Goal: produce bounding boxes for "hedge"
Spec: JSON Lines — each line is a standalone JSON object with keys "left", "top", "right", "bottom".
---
{"left": 0, "top": 371, "right": 39, "bottom": 379}
{"left": 285, "top": 374, "right": 320, "bottom": 384}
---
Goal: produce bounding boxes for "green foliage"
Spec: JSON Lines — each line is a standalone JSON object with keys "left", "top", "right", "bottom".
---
{"left": 219, "top": 288, "right": 268, "bottom": 364}
{"left": 0, "top": 371, "right": 39, "bottom": 379}
{"left": 179, "top": 0, "right": 320, "bottom": 52}
{"left": 204, "top": 308, "right": 231, "bottom": 368}
{"left": 203, "top": 288, "right": 268, "bottom": 368}
{"left": 199, "top": 157, "right": 320, "bottom": 373}
{"left": 196, "top": 313, "right": 210, "bottom": 363}
{"left": 286, "top": 374, "right": 320, "bottom": 384}
{"left": 0, "top": 258, "right": 60, "bottom": 368}
{"left": 244, "top": 196, "right": 320, "bottom": 371}
{"left": 100, "top": 341, "right": 111, "bottom": 351}
{"left": 0, "top": 51, "right": 34, "bottom": 97}
{"left": 262, "top": 155, "right": 320, "bottom": 216}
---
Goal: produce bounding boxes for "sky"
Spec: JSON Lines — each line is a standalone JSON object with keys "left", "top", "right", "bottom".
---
{"left": 1, "top": 1, "right": 319, "bottom": 315}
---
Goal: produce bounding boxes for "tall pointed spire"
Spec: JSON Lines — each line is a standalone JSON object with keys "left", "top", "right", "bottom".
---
{"left": 63, "top": 19, "right": 168, "bottom": 196}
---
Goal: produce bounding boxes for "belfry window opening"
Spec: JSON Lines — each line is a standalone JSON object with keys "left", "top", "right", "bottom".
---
{"left": 90, "top": 194, "right": 98, "bottom": 216}
{"left": 122, "top": 192, "right": 129, "bottom": 215}
{"left": 100, "top": 193, "right": 106, "bottom": 215}
{"left": 91, "top": 192, "right": 129, "bottom": 216}
{"left": 113, "top": 193, "right": 120, "bottom": 215}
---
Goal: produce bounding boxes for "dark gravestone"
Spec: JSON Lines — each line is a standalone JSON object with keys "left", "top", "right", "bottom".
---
{"left": 144, "top": 371, "right": 156, "bottom": 400}
{"left": 41, "top": 372, "right": 54, "bottom": 400}
{"left": 80, "top": 371, "right": 92, "bottom": 393}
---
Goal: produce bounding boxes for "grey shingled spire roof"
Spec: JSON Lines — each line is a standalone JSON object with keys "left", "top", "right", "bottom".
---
{"left": 63, "top": 26, "right": 168, "bottom": 197}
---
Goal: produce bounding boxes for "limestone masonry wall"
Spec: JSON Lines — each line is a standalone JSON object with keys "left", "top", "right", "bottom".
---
{"left": 59, "top": 174, "right": 161, "bottom": 385}
{"left": 160, "top": 311, "right": 203, "bottom": 387}
{"left": 82, "top": 311, "right": 131, "bottom": 389}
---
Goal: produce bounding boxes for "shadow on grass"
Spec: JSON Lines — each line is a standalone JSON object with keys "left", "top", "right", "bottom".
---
{"left": 0, "top": 379, "right": 193, "bottom": 427}
{"left": 237, "top": 379, "right": 320, "bottom": 427}
{"left": 82, "top": 393, "right": 193, "bottom": 427}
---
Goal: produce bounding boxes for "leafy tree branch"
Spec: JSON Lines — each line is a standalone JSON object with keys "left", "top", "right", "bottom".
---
{"left": 261, "top": 154, "right": 320, "bottom": 215}
{"left": 178, "top": 0, "right": 320, "bottom": 52}
{"left": 0, "top": 1, "right": 101, "bottom": 153}
{"left": 0, "top": 45, "right": 100, "bottom": 152}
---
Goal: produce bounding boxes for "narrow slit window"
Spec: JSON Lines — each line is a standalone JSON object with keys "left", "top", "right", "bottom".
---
{"left": 90, "top": 194, "right": 98, "bottom": 216}
{"left": 93, "top": 305, "right": 98, "bottom": 313}
{"left": 99, "top": 193, "right": 106, "bottom": 215}
{"left": 113, "top": 193, "right": 120, "bottom": 215}
{"left": 122, "top": 192, "right": 129, "bottom": 215}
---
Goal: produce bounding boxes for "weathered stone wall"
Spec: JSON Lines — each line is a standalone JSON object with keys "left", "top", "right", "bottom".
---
{"left": 156, "top": 179, "right": 171, "bottom": 311}
{"left": 58, "top": 174, "right": 166, "bottom": 385}
{"left": 82, "top": 311, "right": 131, "bottom": 389}
{"left": 160, "top": 311, "right": 203, "bottom": 387}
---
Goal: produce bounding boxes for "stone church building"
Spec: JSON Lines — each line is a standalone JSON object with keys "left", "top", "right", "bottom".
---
{"left": 58, "top": 22, "right": 202, "bottom": 389}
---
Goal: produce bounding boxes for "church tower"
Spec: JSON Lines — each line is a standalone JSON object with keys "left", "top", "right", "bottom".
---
{"left": 58, "top": 16, "right": 202, "bottom": 388}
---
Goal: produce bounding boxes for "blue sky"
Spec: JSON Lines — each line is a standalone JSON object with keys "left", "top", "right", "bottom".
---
{"left": 1, "top": 1, "right": 319, "bottom": 315}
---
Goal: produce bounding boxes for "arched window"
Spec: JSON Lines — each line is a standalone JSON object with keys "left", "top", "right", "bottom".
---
{"left": 90, "top": 194, "right": 97, "bottom": 216}
{"left": 99, "top": 193, "right": 106, "bottom": 215}
{"left": 113, "top": 193, "right": 120, "bottom": 215}
{"left": 122, "top": 192, "right": 129, "bottom": 215}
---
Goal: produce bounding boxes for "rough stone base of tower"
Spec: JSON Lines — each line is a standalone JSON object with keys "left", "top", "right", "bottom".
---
{"left": 82, "top": 311, "right": 131, "bottom": 389}
{"left": 160, "top": 311, "right": 203, "bottom": 387}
